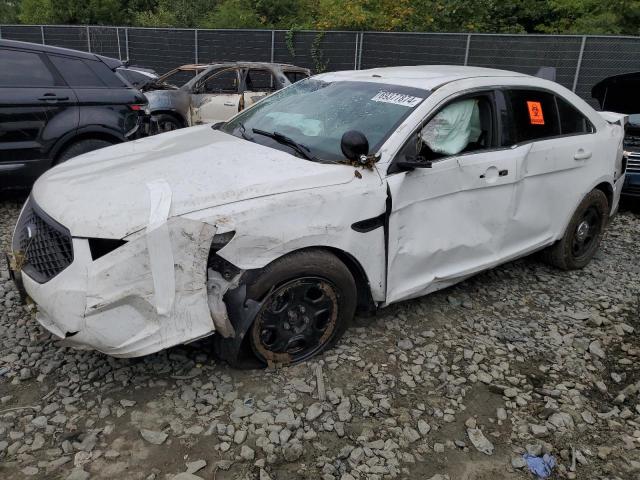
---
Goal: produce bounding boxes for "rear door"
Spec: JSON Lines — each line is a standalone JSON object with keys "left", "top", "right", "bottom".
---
{"left": 503, "top": 88, "right": 600, "bottom": 251}
{"left": 0, "top": 47, "right": 77, "bottom": 184}
{"left": 242, "top": 68, "right": 280, "bottom": 107}
{"left": 190, "top": 67, "right": 242, "bottom": 124}
{"left": 48, "top": 55, "right": 142, "bottom": 139}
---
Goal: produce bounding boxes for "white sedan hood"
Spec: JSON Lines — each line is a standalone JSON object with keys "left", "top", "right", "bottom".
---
{"left": 32, "top": 125, "right": 354, "bottom": 239}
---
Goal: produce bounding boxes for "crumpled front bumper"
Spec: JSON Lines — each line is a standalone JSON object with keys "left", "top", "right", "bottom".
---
{"left": 18, "top": 217, "right": 221, "bottom": 358}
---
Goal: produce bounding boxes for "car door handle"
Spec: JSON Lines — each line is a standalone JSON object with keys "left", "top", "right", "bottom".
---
{"left": 224, "top": 101, "right": 236, "bottom": 106}
{"left": 480, "top": 169, "right": 508, "bottom": 179}
{"left": 574, "top": 149, "right": 592, "bottom": 160}
{"left": 38, "top": 95, "right": 69, "bottom": 102}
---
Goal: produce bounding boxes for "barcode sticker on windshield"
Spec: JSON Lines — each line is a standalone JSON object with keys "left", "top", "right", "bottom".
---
{"left": 371, "top": 91, "right": 423, "bottom": 107}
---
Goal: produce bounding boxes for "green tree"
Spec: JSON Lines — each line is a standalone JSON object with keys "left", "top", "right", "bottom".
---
{"left": 20, "top": 0, "right": 127, "bottom": 24}
{"left": 0, "top": 0, "right": 20, "bottom": 23}
{"left": 8, "top": 0, "right": 640, "bottom": 35}
{"left": 200, "top": 0, "right": 262, "bottom": 28}
{"left": 538, "top": 0, "right": 640, "bottom": 35}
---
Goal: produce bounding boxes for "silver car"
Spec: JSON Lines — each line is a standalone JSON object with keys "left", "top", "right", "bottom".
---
{"left": 142, "top": 62, "right": 310, "bottom": 133}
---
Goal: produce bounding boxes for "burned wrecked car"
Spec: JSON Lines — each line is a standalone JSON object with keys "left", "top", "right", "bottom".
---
{"left": 592, "top": 72, "right": 640, "bottom": 197}
{"left": 8, "top": 66, "right": 626, "bottom": 367}
{"left": 142, "top": 62, "right": 310, "bottom": 133}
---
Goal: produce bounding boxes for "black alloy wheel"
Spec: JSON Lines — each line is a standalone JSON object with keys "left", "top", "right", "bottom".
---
{"left": 250, "top": 277, "right": 340, "bottom": 365}
{"left": 571, "top": 205, "right": 602, "bottom": 260}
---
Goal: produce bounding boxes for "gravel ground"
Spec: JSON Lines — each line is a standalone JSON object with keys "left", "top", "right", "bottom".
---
{"left": 0, "top": 195, "right": 639, "bottom": 480}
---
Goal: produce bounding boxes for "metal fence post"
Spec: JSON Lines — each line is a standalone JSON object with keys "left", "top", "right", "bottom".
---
{"left": 116, "top": 27, "right": 121, "bottom": 60}
{"left": 194, "top": 29, "right": 199, "bottom": 63}
{"left": 572, "top": 35, "right": 587, "bottom": 93}
{"left": 270, "top": 30, "right": 275, "bottom": 63}
{"left": 357, "top": 32, "right": 364, "bottom": 69}
{"left": 125, "top": 27, "right": 129, "bottom": 62}
{"left": 353, "top": 32, "right": 359, "bottom": 69}
{"left": 464, "top": 34, "right": 471, "bottom": 66}
{"left": 41, "top": 25, "right": 45, "bottom": 45}
{"left": 86, "top": 25, "right": 91, "bottom": 52}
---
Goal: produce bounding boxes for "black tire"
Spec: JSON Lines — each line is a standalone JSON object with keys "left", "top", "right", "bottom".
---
{"left": 543, "top": 189, "right": 609, "bottom": 270}
{"left": 151, "top": 113, "right": 182, "bottom": 134}
{"left": 244, "top": 249, "right": 357, "bottom": 366}
{"left": 57, "top": 139, "right": 113, "bottom": 164}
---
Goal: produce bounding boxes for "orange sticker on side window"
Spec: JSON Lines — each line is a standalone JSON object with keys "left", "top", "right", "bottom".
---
{"left": 527, "top": 101, "right": 545, "bottom": 125}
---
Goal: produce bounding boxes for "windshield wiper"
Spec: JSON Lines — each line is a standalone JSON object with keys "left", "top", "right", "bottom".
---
{"left": 252, "top": 128, "right": 319, "bottom": 162}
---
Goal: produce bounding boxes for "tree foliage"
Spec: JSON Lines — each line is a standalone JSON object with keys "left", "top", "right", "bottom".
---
{"left": 2, "top": 0, "right": 638, "bottom": 35}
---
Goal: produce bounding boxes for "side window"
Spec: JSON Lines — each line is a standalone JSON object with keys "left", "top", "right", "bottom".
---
{"left": 0, "top": 49, "right": 56, "bottom": 87}
{"left": 284, "top": 71, "right": 308, "bottom": 83}
{"left": 202, "top": 69, "right": 239, "bottom": 94}
{"left": 556, "top": 96, "right": 591, "bottom": 135}
{"left": 398, "top": 94, "right": 495, "bottom": 162}
{"left": 245, "top": 69, "right": 276, "bottom": 92}
{"left": 49, "top": 56, "right": 106, "bottom": 88}
{"left": 85, "top": 61, "right": 127, "bottom": 88}
{"left": 507, "top": 89, "right": 560, "bottom": 143}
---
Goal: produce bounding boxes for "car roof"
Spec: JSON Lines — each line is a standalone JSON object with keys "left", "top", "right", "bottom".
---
{"left": 0, "top": 39, "right": 122, "bottom": 69}
{"left": 316, "top": 65, "right": 531, "bottom": 90}
{"left": 174, "top": 62, "right": 309, "bottom": 72}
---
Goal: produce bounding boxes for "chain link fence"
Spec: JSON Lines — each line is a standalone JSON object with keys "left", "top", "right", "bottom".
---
{"left": 2, "top": 25, "right": 640, "bottom": 106}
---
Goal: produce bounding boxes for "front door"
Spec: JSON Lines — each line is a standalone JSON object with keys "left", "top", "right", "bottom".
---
{"left": 191, "top": 68, "right": 241, "bottom": 124}
{"left": 385, "top": 91, "right": 525, "bottom": 304}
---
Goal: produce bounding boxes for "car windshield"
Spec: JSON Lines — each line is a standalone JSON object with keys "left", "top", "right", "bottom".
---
{"left": 222, "top": 79, "right": 428, "bottom": 162}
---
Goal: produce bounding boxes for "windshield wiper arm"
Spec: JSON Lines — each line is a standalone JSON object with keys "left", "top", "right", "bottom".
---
{"left": 252, "top": 128, "right": 319, "bottom": 162}
{"left": 238, "top": 122, "right": 253, "bottom": 140}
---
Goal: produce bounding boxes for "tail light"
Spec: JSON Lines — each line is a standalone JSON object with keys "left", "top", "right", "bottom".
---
{"left": 129, "top": 104, "right": 146, "bottom": 111}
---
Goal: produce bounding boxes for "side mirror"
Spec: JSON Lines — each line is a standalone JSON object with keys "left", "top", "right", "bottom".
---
{"left": 395, "top": 155, "right": 433, "bottom": 171}
{"left": 341, "top": 130, "right": 369, "bottom": 161}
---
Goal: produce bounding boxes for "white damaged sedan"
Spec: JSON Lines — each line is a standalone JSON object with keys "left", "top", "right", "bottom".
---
{"left": 8, "top": 66, "right": 627, "bottom": 366}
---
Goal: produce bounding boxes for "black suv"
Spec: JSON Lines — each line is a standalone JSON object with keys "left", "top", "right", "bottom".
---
{"left": 0, "top": 40, "right": 149, "bottom": 190}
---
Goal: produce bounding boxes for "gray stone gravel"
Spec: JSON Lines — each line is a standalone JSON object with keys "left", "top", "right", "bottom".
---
{"left": 1, "top": 195, "right": 640, "bottom": 480}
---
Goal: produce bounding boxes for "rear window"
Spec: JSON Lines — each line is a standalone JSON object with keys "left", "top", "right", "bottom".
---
{"left": 557, "top": 96, "right": 591, "bottom": 135}
{"left": 49, "top": 55, "right": 125, "bottom": 88}
{"left": 86, "top": 60, "right": 127, "bottom": 88}
{"left": 118, "top": 69, "right": 152, "bottom": 88}
{"left": 0, "top": 49, "right": 56, "bottom": 87}
{"left": 245, "top": 69, "right": 276, "bottom": 92}
{"left": 507, "top": 89, "right": 560, "bottom": 144}
{"left": 284, "top": 71, "right": 309, "bottom": 83}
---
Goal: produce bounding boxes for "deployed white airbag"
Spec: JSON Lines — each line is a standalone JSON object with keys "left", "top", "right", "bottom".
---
{"left": 421, "top": 99, "right": 481, "bottom": 155}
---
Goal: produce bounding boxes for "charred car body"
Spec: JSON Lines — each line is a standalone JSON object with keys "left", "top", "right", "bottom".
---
{"left": 592, "top": 72, "right": 639, "bottom": 197}
{"left": 9, "top": 66, "right": 626, "bottom": 367}
{"left": 142, "top": 62, "right": 310, "bottom": 133}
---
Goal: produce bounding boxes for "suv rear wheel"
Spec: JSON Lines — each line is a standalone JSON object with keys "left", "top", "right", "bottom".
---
{"left": 151, "top": 113, "right": 182, "bottom": 134}
{"left": 57, "top": 139, "right": 113, "bottom": 164}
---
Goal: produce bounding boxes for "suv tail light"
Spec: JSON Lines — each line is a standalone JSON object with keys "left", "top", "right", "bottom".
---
{"left": 129, "top": 104, "right": 146, "bottom": 111}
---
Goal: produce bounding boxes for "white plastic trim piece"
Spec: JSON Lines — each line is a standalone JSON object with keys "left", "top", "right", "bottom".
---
{"left": 146, "top": 180, "right": 175, "bottom": 315}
